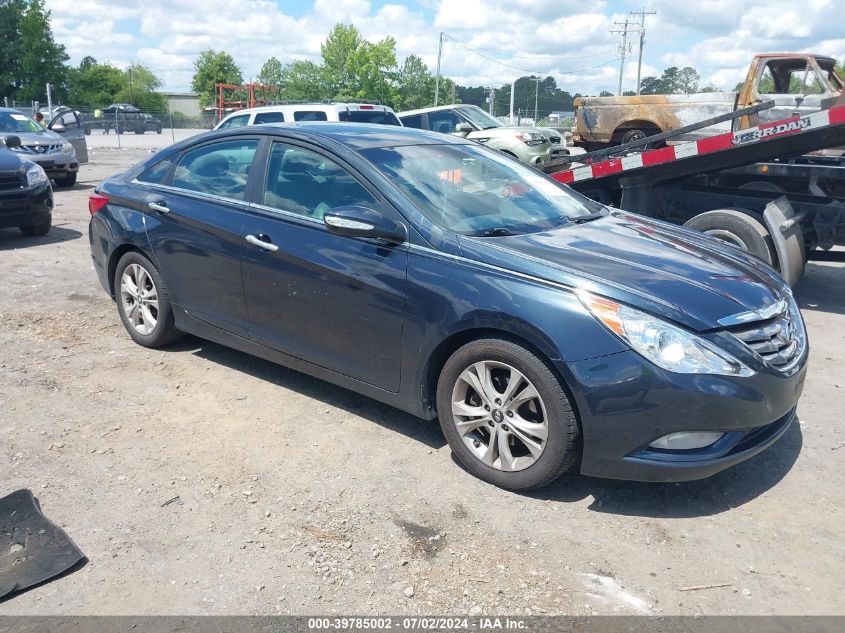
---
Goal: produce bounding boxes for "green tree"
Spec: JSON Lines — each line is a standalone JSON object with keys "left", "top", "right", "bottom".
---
{"left": 835, "top": 59, "right": 844, "bottom": 81}
{"left": 640, "top": 66, "right": 701, "bottom": 95}
{"left": 280, "top": 60, "right": 328, "bottom": 101}
{"left": 114, "top": 63, "right": 165, "bottom": 111}
{"left": 0, "top": 0, "right": 69, "bottom": 103}
{"left": 320, "top": 23, "right": 364, "bottom": 98}
{"left": 191, "top": 49, "right": 243, "bottom": 107}
{"left": 67, "top": 59, "right": 126, "bottom": 107}
{"left": 397, "top": 55, "right": 434, "bottom": 110}
{"left": 258, "top": 56, "right": 284, "bottom": 92}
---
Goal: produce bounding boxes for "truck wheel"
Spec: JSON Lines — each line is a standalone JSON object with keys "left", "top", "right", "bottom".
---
{"left": 684, "top": 209, "right": 777, "bottom": 266}
{"left": 20, "top": 216, "right": 51, "bottom": 237}
{"left": 54, "top": 172, "right": 77, "bottom": 187}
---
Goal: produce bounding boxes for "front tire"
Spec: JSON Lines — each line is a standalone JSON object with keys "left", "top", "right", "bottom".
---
{"left": 19, "top": 216, "right": 51, "bottom": 236}
{"left": 114, "top": 251, "right": 182, "bottom": 348}
{"left": 54, "top": 172, "right": 77, "bottom": 187}
{"left": 436, "top": 338, "right": 579, "bottom": 491}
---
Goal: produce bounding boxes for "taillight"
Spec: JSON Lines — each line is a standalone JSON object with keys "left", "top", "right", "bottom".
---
{"left": 359, "top": 105, "right": 374, "bottom": 110}
{"left": 89, "top": 193, "right": 109, "bottom": 215}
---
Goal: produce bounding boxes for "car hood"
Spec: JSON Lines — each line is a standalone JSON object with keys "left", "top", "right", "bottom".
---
{"left": 456, "top": 211, "right": 788, "bottom": 332}
{"left": 1, "top": 129, "right": 64, "bottom": 145}
{"left": 0, "top": 148, "right": 25, "bottom": 171}
{"left": 468, "top": 126, "right": 546, "bottom": 139}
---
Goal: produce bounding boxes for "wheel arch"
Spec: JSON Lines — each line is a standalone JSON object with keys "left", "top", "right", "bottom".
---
{"left": 420, "top": 323, "right": 582, "bottom": 426}
{"left": 611, "top": 119, "right": 662, "bottom": 141}
{"left": 107, "top": 243, "right": 151, "bottom": 298}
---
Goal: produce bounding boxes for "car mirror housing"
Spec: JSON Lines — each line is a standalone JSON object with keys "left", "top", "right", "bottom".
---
{"left": 50, "top": 123, "right": 66, "bottom": 133}
{"left": 3, "top": 135, "right": 22, "bottom": 149}
{"left": 324, "top": 206, "right": 407, "bottom": 243}
{"left": 455, "top": 122, "right": 473, "bottom": 136}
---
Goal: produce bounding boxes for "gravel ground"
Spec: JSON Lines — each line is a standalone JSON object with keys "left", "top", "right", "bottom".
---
{"left": 1, "top": 149, "right": 844, "bottom": 616}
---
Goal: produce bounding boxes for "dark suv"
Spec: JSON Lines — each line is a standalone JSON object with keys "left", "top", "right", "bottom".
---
{"left": 0, "top": 135, "right": 53, "bottom": 236}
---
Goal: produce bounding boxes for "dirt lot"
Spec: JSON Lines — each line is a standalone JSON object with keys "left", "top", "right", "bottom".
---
{"left": 1, "top": 148, "right": 844, "bottom": 616}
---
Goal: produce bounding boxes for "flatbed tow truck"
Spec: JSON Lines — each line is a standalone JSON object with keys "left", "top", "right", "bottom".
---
{"left": 551, "top": 96, "right": 845, "bottom": 286}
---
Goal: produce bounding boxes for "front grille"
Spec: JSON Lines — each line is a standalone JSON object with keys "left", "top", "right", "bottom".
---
{"left": 548, "top": 135, "right": 561, "bottom": 144}
{"left": 0, "top": 171, "right": 24, "bottom": 190}
{"left": 23, "top": 144, "right": 63, "bottom": 155}
{"left": 731, "top": 306, "right": 803, "bottom": 370}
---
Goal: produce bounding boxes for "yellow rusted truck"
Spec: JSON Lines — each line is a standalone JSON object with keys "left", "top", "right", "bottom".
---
{"left": 573, "top": 53, "right": 843, "bottom": 150}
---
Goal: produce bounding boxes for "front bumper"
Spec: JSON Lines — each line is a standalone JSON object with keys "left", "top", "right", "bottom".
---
{"left": 0, "top": 182, "right": 52, "bottom": 229}
{"left": 562, "top": 348, "right": 807, "bottom": 482}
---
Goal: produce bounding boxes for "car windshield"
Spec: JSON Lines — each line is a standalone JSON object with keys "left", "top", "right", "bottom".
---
{"left": 0, "top": 111, "right": 42, "bottom": 133}
{"left": 362, "top": 143, "right": 605, "bottom": 236}
{"left": 457, "top": 106, "right": 502, "bottom": 130}
{"left": 339, "top": 110, "right": 401, "bottom": 125}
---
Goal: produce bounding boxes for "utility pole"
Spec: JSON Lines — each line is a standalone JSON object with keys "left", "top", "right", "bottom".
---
{"left": 434, "top": 32, "right": 443, "bottom": 106}
{"left": 611, "top": 18, "right": 634, "bottom": 96}
{"left": 488, "top": 86, "right": 495, "bottom": 115}
{"left": 630, "top": 8, "right": 657, "bottom": 95}
{"left": 509, "top": 80, "right": 516, "bottom": 125}
{"left": 46, "top": 83, "right": 52, "bottom": 115}
{"left": 531, "top": 77, "right": 540, "bottom": 124}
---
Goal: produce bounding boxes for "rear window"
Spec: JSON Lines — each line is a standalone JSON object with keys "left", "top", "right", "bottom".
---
{"left": 338, "top": 110, "right": 401, "bottom": 125}
{"left": 254, "top": 111, "right": 285, "bottom": 124}
{"left": 399, "top": 114, "right": 423, "bottom": 129}
{"left": 294, "top": 111, "right": 328, "bottom": 121}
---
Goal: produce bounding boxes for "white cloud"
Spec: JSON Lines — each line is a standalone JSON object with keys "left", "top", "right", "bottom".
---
{"left": 43, "top": 0, "right": 844, "bottom": 96}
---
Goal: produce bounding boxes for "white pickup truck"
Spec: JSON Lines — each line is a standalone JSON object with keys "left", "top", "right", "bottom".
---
{"left": 573, "top": 53, "right": 843, "bottom": 150}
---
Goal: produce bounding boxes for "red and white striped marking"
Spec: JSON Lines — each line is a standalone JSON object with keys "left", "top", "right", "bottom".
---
{"left": 552, "top": 104, "right": 845, "bottom": 185}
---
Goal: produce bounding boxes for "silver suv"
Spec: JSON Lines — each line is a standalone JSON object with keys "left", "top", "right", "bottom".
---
{"left": 0, "top": 107, "right": 87, "bottom": 187}
{"left": 397, "top": 105, "right": 552, "bottom": 168}
{"left": 215, "top": 103, "right": 402, "bottom": 129}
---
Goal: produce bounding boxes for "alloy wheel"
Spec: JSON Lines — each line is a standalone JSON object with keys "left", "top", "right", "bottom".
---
{"left": 450, "top": 360, "right": 549, "bottom": 472}
{"left": 120, "top": 263, "right": 159, "bottom": 336}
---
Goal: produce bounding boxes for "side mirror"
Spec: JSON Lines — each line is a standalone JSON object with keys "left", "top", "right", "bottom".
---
{"left": 455, "top": 122, "right": 473, "bottom": 136}
{"left": 3, "top": 135, "right": 21, "bottom": 149}
{"left": 51, "top": 123, "right": 66, "bottom": 133}
{"left": 324, "top": 206, "right": 406, "bottom": 243}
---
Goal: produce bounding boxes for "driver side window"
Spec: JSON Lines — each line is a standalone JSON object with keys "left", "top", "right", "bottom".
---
{"left": 427, "top": 110, "right": 462, "bottom": 135}
{"left": 262, "top": 142, "right": 377, "bottom": 220}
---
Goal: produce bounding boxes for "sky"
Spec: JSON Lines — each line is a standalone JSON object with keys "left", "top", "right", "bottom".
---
{"left": 44, "top": 0, "right": 845, "bottom": 95}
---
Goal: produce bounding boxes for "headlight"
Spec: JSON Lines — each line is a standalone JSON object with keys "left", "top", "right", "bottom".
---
{"left": 516, "top": 132, "right": 546, "bottom": 146}
{"left": 26, "top": 164, "right": 48, "bottom": 187}
{"left": 578, "top": 290, "right": 754, "bottom": 377}
{"left": 62, "top": 141, "right": 74, "bottom": 153}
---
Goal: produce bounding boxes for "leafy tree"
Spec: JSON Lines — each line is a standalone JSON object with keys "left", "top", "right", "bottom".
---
{"left": 67, "top": 59, "right": 126, "bottom": 107}
{"left": 318, "top": 23, "right": 399, "bottom": 104}
{"left": 396, "top": 55, "right": 435, "bottom": 110}
{"left": 191, "top": 49, "right": 243, "bottom": 107}
{"left": 280, "top": 60, "right": 328, "bottom": 101}
{"left": 114, "top": 63, "right": 165, "bottom": 111}
{"left": 258, "top": 56, "right": 284, "bottom": 92}
{"left": 483, "top": 75, "right": 573, "bottom": 118}
{"left": 640, "top": 66, "right": 701, "bottom": 95}
{"left": 835, "top": 59, "right": 843, "bottom": 81}
{"left": 599, "top": 90, "right": 613, "bottom": 97}
{"left": 320, "top": 23, "right": 364, "bottom": 98}
{"left": 0, "top": 0, "right": 69, "bottom": 103}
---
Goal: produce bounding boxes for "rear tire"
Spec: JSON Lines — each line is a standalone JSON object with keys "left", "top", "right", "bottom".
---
{"left": 684, "top": 208, "right": 777, "bottom": 266}
{"left": 114, "top": 251, "right": 182, "bottom": 348}
{"left": 436, "top": 338, "right": 579, "bottom": 491}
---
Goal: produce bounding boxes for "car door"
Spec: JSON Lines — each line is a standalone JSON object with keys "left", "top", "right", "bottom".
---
{"left": 755, "top": 61, "right": 832, "bottom": 124}
{"left": 141, "top": 137, "right": 261, "bottom": 336}
{"left": 241, "top": 140, "right": 408, "bottom": 391}
{"left": 49, "top": 111, "right": 88, "bottom": 163}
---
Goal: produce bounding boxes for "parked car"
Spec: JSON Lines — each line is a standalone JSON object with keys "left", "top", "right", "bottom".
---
{"left": 398, "top": 104, "right": 552, "bottom": 168}
{"left": 537, "top": 127, "right": 568, "bottom": 160}
{"left": 101, "top": 104, "right": 161, "bottom": 134}
{"left": 214, "top": 103, "right": 402, "bottom": 129}
{"left": 88, "top": 123, "right": 807, "bottom": 490}
{"left": 0, "top": 107, "right": 82, "bottom": 187}
{"left": 0, "top": 135, "right": 53, "bottom": 236}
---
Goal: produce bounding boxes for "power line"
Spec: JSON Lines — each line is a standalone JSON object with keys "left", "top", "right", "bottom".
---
{"left": 630, "top": 8, "right": 657, "bottom": 95}
{"left": 437, "top": 39, "right": 618, "bottom": 62}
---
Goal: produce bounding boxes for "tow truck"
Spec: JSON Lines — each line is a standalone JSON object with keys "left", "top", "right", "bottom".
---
{"left": 551, "top": 94, "right": 845, "bottom": 286}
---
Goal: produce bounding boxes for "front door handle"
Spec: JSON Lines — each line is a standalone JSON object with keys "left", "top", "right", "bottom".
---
{"left": 245, "top": 234, "right": 279, "bottom": 252}
{"left": 147, "top": 201, "right": 170, "bottom": 214}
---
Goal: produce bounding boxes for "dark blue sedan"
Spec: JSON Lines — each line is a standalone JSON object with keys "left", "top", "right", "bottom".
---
{"left": 88, "top": 123, "right": 808, "bottom": 490}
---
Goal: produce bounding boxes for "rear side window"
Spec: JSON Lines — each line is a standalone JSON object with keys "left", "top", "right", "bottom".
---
{"left": 137, "top": 158, "right": 174, "bottom": 184}
{"left": 400, "top": 114, "right": 423, "bottom": 129}
{"left": 338, "top": 110, "right": 401, "bottom": 125}
{"left": 294, "top": 111, "right": 328, "bottom": 121}
{"left": 218, "top": 114, "right": 249, "bottom": 129}
{"left": 254, "top": 111, "right": 285, "bottom": 124}
{"left": 172, "top": 139, "right": 259, "bottom": 201}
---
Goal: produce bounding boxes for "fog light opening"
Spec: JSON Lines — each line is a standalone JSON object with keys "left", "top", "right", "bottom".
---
{"left": 649, "top": 431, "right": 725, "bottom": 450}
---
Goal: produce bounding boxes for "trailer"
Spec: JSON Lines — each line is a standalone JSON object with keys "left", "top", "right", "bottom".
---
{"left": 551, "top": 101, "right": 845, "bottom": 286}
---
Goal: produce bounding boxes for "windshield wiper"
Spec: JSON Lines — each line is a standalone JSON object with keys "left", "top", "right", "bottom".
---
{"left": 563, "top": 211, "right": 606, "bottom": 225}
{"left": 474, "top": 227, "right": 516, "bottom": 237}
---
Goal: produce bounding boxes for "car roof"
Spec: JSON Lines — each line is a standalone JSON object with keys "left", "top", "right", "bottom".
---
{"left": 210, "top": 122, "right": 473, "bottom": 150}
{"left": 397, "top": 104, "right": 480, "bottom": 117}
{"left": 222, "top": 103, "right": 397, "bottom": 117}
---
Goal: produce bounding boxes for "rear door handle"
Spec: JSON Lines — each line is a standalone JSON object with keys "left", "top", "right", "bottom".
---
{"left": 245, "top": 234, "right": 279, "bottom": 252}
{"left": 147, "top": 201, "right": 170, "bottom": 214}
